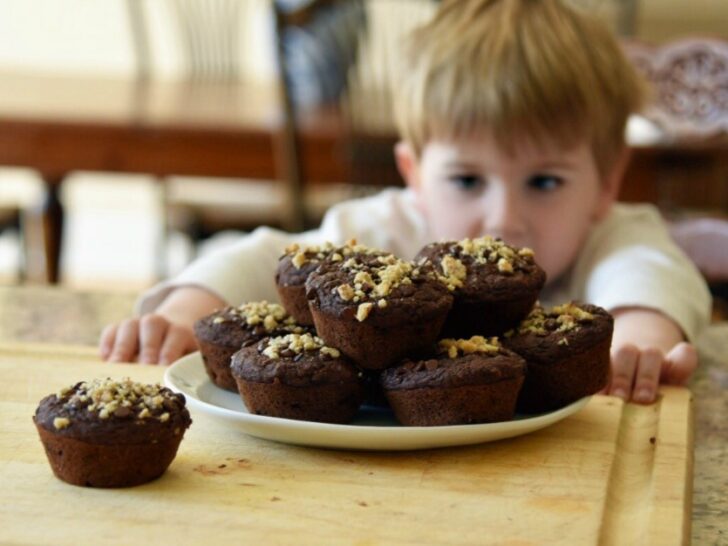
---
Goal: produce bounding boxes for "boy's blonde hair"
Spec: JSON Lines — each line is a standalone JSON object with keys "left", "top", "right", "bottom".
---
{"left": 394, "top": 0, "right": 644, "bottom": 177}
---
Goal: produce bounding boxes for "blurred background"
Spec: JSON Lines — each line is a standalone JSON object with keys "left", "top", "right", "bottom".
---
{"left": 0, "top": 0, "right": 726, "bottom": 303}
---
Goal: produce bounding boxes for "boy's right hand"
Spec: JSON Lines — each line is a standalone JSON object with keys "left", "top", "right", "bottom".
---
{"left": 99, "top": 286, "right": 226, "bottom": 365}
{"left": 99, "top": 314, "right": 198, "bottom": 365}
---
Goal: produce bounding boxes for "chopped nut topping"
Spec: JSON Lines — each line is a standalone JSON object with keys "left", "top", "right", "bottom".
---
{"left": 55, "top": 378, "right": 182, "bottom": 423}
{"left": 518, "top": 247, "right": 535, "bottom": 258}
{"left": 320, "top": 347, "right": 341, "bottom": 358}
{"left": 513, "top": 302, "right": 595, "bottom": 336}
{"left": 281, "top": 240, "right": 383, "bottom": 270}
{"left": 263, "top": 315, "right": 278, "bottom": 331}
{"left": 552, "top": 303, "right": 594, "bottom": 323}
{"left": 291, "top": 251, "right": 307, "bottom": 269}
{"left": 356, "top": 302, "right": 374, "bottom": 322}
{"left": 330, "top": 251, "right": 431, "bottom": 319}
{"left": 435, "top": 236, "right": 537, "bottom": 278}
{"left": 439, "top": 255, "right": 466, "bottom": 290}
{"left": 261, "top": 333, "right": 341, "bottom": 360}
{"left": 438, "top": 336, "right": 501, "bottom": 358}
{"left": 497, "top": 258, "right": 513, "bottom": 273}
{"left": 354, "top": 271, "right": 374, "bottom": 286}
{"left": 337, "top": 284, "right": 355, "bottom": 301}
{"left": 53, "top": 417, "right": 70, "bottom": 430}
{"left": 55, "top": 386, "right": 71, "bottom": 400}
{"left": 282, "top": 242, "right": 337, "bottom": 269}
{"left": 220, "top": 301, "right": 301, "bottom": 333}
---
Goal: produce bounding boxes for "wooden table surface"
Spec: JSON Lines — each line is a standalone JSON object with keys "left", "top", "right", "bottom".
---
{"left": 1, "top": 285, "right": 727, "bottom": 544}
{"left": 0, "top": 341, "right": 693, "bottom": 545}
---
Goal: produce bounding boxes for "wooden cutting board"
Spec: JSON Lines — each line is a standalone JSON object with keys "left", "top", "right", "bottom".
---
{"left": 0, "top": 343, "right": 692, "bottom": 545}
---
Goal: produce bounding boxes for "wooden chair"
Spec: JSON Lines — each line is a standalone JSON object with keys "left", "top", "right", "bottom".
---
{"left": 129, "top": 0, "right": 294, "bottom": 242}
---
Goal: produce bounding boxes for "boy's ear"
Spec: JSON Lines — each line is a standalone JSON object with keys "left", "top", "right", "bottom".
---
{"left": 595, "top": 147, "right": 631, "bottom": 221}
{"left": 394, "top": 141, "right": 419, "bottom": 189}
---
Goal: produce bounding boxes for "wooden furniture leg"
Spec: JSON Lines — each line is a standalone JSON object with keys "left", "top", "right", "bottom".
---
{"left": 40, "top": 176, "right": 64, "bottom": 284}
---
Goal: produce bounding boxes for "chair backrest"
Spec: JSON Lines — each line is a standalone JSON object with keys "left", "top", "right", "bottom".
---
{"left": 127, "top": 0, "right": 271, "bottom": 83}
{"left": 623, "top": 38, "right": 728, "bottom": 139}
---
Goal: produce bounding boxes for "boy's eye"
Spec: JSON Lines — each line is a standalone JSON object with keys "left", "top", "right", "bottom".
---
{"left": 527, "top": 174, "right": 563, "bottom": 191}
{"left": 448, "top": 174, "right": 483, "bottom": 191}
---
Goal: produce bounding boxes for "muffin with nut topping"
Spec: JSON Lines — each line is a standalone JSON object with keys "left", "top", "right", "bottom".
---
{"left": 275, "top": 240, "right": 387, "bottom": 325}
{"left": 231, "top": 332, "right": 364, "bottom": 423}
{"left": 194, "top": 301, "right": 308, "bottom": 392}
{"left": 502, "top": 302, "right": 613, "bottom": 413}
{"left": 305, "top": 250, "right": 453, "bottom": 370}
{"left": 416, "top": 236, "right": 546, "bottom": 337}
{"left": 381, "top": 336, "right": 526, "bottom": 426}
{"left": 33, "top": 378, "right": 191, "bottom": 487}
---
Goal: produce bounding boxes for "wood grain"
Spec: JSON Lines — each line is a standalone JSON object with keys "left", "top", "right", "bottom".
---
{"left": 0, "top": 343, "right": 692, "bottom": 545}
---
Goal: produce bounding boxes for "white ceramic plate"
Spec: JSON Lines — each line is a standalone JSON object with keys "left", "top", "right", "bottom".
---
{"left": 164, "top": 352, "right": 590, "bottom": 451}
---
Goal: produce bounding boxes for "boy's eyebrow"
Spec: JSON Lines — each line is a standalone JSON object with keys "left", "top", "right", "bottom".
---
{"left": 443, "top": 161, "right": 482, "bottom": 171}
{"left": 531, "top": 159, "right": 580, "bottom": 171}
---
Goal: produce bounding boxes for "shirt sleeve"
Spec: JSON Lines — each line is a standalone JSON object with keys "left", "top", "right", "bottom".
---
{"left": 136, "top": 188, "right": 427, "bottom": 314}
{"left": 570, "top": 204, "right": 712, "bottom": 341}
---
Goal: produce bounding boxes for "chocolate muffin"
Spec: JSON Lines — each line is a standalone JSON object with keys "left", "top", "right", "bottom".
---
{"left": 33, "top": 378, "right": 191, "bottom": 488}
{"left": 502, "top": 302, "right": 613, "bottom": 413}
{"left": 416, "top": 236, "right": 546, "bottom": 337}
{"left": 193, "top": 301, "right": 306, "bottom": 392}
{"left": 275, "top": 241, "right": 341, "bottom": 325}
{"left": 231, "top": 332, "right": 364, "bottom": 423}
{"left": 381, "top": 336, "right": 526, "bottom": 426}
{"left": 305, "top": 251, "right": 453, "bottom": 370}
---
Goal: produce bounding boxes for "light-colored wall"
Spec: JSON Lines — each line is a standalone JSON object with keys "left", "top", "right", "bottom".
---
{"left": 0, "top": 0, "right": 135, "bottom": 76}
{"left": 0, "top": 0, "right": 276, "bottom": 81}
{"left": 638, "top": 0, "right": 728, "bottom": 43}
{"left": 0, "top": 0, "right": 724, "bottom": 80}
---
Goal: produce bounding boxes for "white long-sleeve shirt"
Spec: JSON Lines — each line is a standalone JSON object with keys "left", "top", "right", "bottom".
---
{"left": 139, "top": 188, "right": 711, "bottom": 341}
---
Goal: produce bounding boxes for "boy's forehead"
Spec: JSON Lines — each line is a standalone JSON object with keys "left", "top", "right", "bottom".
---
{"left": 423, "top": 131, "right": 590, "bottom": 162}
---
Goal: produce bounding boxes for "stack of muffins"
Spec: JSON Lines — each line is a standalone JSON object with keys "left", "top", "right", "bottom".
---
{"left": 194, "top": 238, "right": 613, "bottom": 426}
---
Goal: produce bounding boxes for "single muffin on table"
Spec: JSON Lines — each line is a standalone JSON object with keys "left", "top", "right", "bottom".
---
{"left": 502, "top": 302, "right": 614, "bottom": 413}
{"left": 305, "top": 249, "right": 453, "bottom": 370}
{"left": 33, "top": 378, "right": 191, "bottom": 488}
{"left": 416, "top": 236, "right": 546, "bottom": 337}
{"left": 194, "top": 301, "right": 307, "bottom": 392}
{"left": 381, "top": 336, "right": 526, "bottom": 426}
{"left": 231, "top": 332, "right": 364, "bottom": 423}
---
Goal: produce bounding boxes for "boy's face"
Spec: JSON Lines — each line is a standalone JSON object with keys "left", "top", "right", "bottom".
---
{"left": 396, "top": 133, "right": 619, "bottom": 284}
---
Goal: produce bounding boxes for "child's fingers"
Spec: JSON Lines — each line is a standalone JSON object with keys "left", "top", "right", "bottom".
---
{"left": 631, "top": 347, "right": 663, "bottom": 404}
{"left": 608, "top": 343, "right": 639, "bottom": 400}
{"left": 158, "top": 325, "right": 194, "bottom": 365}
{"left": 108, "top": 319, "right": 141, "bottom": 363}
{"left": 99, "top": 323, "right": 118, "bottom": 360}
{"left": 661, "top": 342, "right": 698, "bottom": 386}
{"left": 138, "top": 314, "right": 170, "bottom": 364}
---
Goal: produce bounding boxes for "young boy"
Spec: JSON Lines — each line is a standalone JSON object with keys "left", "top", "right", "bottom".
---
{"left": 100, "top": 0, "right": 711, "bottom": 405}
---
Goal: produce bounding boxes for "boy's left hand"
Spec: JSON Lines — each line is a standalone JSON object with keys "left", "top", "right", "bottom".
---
{"left": 604, "top": 307, "right": 699, "bottom": 404}
{"left": 605, "top": 341, "right": 698, "bottom": 404}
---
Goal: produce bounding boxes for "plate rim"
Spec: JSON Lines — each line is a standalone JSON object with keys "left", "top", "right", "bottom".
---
{"left": 164, "top": 351, "right": 590, "bottom": 450}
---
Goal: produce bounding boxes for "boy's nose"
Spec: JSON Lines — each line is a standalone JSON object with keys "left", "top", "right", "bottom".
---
{"left": 482, "top": 190, "right": 527, "bottom": 245}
